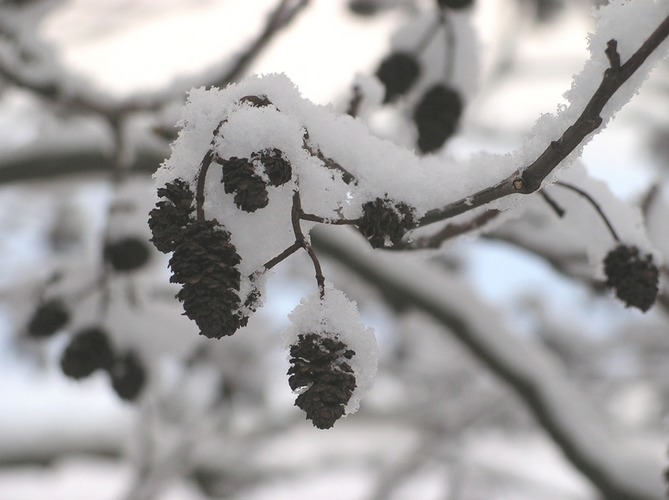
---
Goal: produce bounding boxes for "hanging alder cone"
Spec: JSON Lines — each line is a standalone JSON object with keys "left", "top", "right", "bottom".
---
{"left": 60, "top": 327, "right": 114, "bottom": 379}
{"left": 255, "top": 148, "right": 293, "bottom": 187}
{"left": 357, "top": 197, "right": 415, "bottom": 248}
{"left": 603, "top": 245, "right": 659, "bottom": 312}
{"left": 148, "top": 179, "right": 196, "bottom": 253}
{"left": 103, "top": 237, "right": 151, "bottom": 272}
{"left": 27, "top": 299, "right": 70, "bottom": 338}
{"left": 169, "top": 220, "right": 246, "bottom": 338}
{"left": 221, "top": 156, "right": 269, "bottom": 212}
{"left": 414, "top": 84, "right": 464, "bottom": 153}
{"left": 376, "top": 52, "right": 421, "bottom": 103}
{"left": 109, "top": 350, "right": 146, "bottom": 401}
{"left": 288, "top": 332, "right": 357, "bottom": 429}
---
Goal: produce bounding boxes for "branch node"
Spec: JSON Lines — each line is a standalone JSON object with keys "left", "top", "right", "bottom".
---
{"left": 605, "top": 39, "right": 621, "bottom": 70}
{"left": 513, "top": 178, "right": 525, "bottom": 191}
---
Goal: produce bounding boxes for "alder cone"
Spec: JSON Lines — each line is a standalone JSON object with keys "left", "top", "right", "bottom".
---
{"left": 221, "top": 156, "right": 269, "bottom": 212}
{"left": 104, "top": 237, "right": 151, "bottom": 272}
{"left": 27, "top": 299, "right": 70, "bottom": 338}
{"left": 414, "top": 84, "right": 463, "bottom": 153}
{"left": 256, "top": 148, "right": 292, "bottom": 187}
{"left": 149, "top": 179, "right": 195, "bottom": 253}
{"left": 60, "top": 327, "right": 114, "bottom": 379}
{"left": 288, "top": 333, "right": 357, "bottom": 429}
{"left": 376, "top": 52, "right": 420, "bottom": 103}
{"left": 357, "top": 198, "right": 414, "bottom": 248}
{"left": 603, "top": 245, "right": 659, "bottom": 312}
{"left": 169, "top": 220, "right": 247, "bottom": 338}
{"left": 109, "top": 351, "right": 146, "bottom": 401}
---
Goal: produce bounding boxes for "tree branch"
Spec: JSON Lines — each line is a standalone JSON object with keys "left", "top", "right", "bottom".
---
{"left": 416, "top": 13, "right": 669, "bottom": 229}
{"left": 0, "top": 0, "right": 310, "bottom": 117}
{"left": 312, "top": 226, "right": 664, "bottom": 500}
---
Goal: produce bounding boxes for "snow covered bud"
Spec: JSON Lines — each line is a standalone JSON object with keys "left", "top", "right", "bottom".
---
{"left": 148, "top": 179, "right": 195, "bottom": 253}
{"left": 255, "top": 148, "right": 292, "bottom": 187}
{"left": 283, "top": 288, "right": 377, "bottom": 429}
{"left": 413, "top": 84, "right": 463, "bottom": 153}
{"left": 60, "top": 327, "right": 114, "bottom": 379}
{"left": 109, "top": 350, "right": 146, "bottom": 401}
{"left": 603, "top": 245, "right": 659, "bottom": 312}
{"left": 169, "top": 220, "right": 246, "bottom": 338}
{"left": 103, "top": 236, "right": 151, "bottom": 272}
{"left": 221, "top": 156, "right": 269, "bottom": 213}
{"left": 26, "top": 298, "right": 70, "bottom": 338}
{"left": 376, "top": 52, "right": 421, "bottom": 103}
{"left": 357, "top": 197, "right": 415, "bottom": 248}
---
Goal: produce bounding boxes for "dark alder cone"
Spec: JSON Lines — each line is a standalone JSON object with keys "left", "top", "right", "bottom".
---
{"left": 288, "top": 333, "right": 357, "bottom": 429}
{"left": 357, "top": 198, "right": 414, "bottom": 248}
{"left": 221, "top": 157, "right": 269, "bottom": 212}
{"left": 603, "top": 245, "right": 659, "bottom": 312}
{"left": 109, "top": 350, "right": 146, "bottom": 401}
{"left": 169, "top": 220, "right": 246, "bottom": 338}
{"left": 103, "top": 237, "right": 151, "bottom": 272}
{"left": 376, "top": 52, "right": 421, "bottom": 103}
{"left": 148, "top": 179, "right": 195, "bottom": 253}
{"left": 414, "top": 84, "right": 464, "bottom": 153}
{"left": 60, "top": 327, "right": 114, "bottom": 379}
{"left": 255, "top": 148, "right": 292, "bottom": 187}
{"left": 27, "top": 299, "right": 70, "bottom": 338}
{"left": 437, "top": 0, "right": 474, "bottom": 9}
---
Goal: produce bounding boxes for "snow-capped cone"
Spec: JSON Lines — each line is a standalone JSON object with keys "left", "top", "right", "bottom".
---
{"left": 283, "top": 287, "right": 377, "bottom": 429}
{"left": 357, "top": 197, "right": 414, "bottom": 248}
{"left": 288, "top": 332, "right": 357, "bottom": 429}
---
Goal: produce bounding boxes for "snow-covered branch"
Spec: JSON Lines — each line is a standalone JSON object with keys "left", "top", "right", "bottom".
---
{"left": 312, "top": 226, "right": 664, "bottom": 500}
{"left": 417, "top": 9, "right": 669, "bottom": 227}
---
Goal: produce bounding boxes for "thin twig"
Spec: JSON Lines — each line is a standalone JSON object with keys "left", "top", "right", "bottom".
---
{"left": 539, "top": 190, "right": 566, "bottom": 218}
{"left": 291, "top": 191, "right": 326, "bottom": 298}
{"left": 391, "top": 209, "right": 500, "bottom": 250}
{"left": 553, "top": 181, "right": 620, "bottom": 242}
{"left": 217, "top": 0, "right": 310, "bottom": 86}
{"left": 262, "top": 241, "right": 302, "bottom": 270}
{"left": 195, "top": 120, "right": 227, "bottom": 222}
{"left": 0, "top": 0, "right": 309, "bottom": 116}
{"left": 299, "top": 211, "right": 360, "bottom": 225}
{"left": 302, "top": 133, "right": 356, "bottom": 185}
{"left": 195, "top": 150, "right": 214, "bottom": 223}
